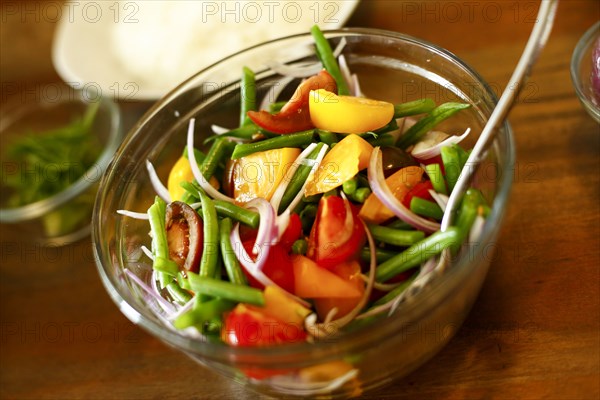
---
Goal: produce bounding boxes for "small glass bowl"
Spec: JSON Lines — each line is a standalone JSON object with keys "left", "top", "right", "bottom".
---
{"left": 93, "top": 29, "right": 514, "bottom": 398}
{"left": 0, "top": 84, "right": 122, "bottom": 245}
{"left": 571, "top": 21, "right": 600, "bottom": 122}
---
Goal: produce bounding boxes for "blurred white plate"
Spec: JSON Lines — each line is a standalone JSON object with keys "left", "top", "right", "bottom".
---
{"left": 52, "top": 0, "right": 359, "bottom": 101}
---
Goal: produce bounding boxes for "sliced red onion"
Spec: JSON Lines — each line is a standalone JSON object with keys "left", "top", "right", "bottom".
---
{"left": 141, "top": 245, "right": 154, "bottom": 260}
{"left": 411, "top": 128, "right": 471, "bottom": 160}
{"left": 428, "top": 189, "right": 449, "bottom": 212}
{"left": 166, "top": 296, "right": 195, "bottom": 321}
{"left": 186, "top": 118, "right": 234, "bottom": 203}
{"left": 307, "top": 219, "right": 376, "bottom": 339}
{"left": 266, "top": 60, "right": 324, "bottom": 78}
{"left": 270, "top": 143, "right": 318, "bottom": 212}
{"left": 259, "top": 75, "right": 296, "bottom": 111}
{"left": 282, "top": 143, "right": 329, "bottom": 216}
{"left": 125, "top": 268, "right": 176, "bottom": 314}
{"left": 146, "top": 160, "right": 171, "bottom": 203}
{"left": 210, "top": 124, "right": 229, "bottom": 135}
{"left": 117, "top": 209, "right": 149, "bottom": 220}
{"left": 368, "top": 147, "right": 440, "bottom": 233}
{"left": 338, "top": 54, "right": 355, "bottom": 96}
{"left": 351, "top": 74, "right": 363, "bottom": 97}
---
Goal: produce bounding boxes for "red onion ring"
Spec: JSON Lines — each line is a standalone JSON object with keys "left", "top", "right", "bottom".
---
{"left": 146, "top": 160, "right": 171, "bottom": 203}
{"left": 368, "top": 147, "right": 440, "bottom": 233}
{"left": 186, "top": 118, "right": 235, "bottom": 203}
{"left": 411, "top": 128, "right": 471, "bottom": 160}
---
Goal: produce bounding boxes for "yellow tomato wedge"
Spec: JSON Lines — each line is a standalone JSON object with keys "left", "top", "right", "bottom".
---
{"left": 309, "top": 89, "right": 394, "bottom": 134}
{"left": 292, "top": 255, "right": 362, "bottom": 299}
{"left": 231, "top": 148, "right": 301, "bottom": 203}
{"left": 313, "top": 260, "right": 365, "bottom": 320}
{"left": 305, "top": 134, "right": 373, "bottom": 196}
{"left": 358, "top": 166, "right": 424, "bottom": 224}
{"left": 168, "top": 156, "right": 219, "bottom": 201}
{"left": 250, "top": 286, "right": 311, "bottom": 327}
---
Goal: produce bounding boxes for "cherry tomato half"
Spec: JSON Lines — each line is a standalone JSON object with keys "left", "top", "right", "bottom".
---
{"left": 307, "top": 195, "right": 366, "bottom": 269}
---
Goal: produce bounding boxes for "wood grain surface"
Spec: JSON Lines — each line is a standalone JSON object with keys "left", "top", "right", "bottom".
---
{"left": 1, "top": 1, "right": 599, "bottom": 399}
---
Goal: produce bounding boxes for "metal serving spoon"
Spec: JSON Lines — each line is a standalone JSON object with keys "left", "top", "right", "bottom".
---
{"left": 441, "top": 0, "right": 559, "bottom": 232}
{"left": 383, "top": 0, "right": 560, "bottom": 309}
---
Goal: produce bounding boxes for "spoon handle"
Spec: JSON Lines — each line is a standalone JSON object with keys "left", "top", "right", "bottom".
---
{"left": 441, "top": 0, "right": 559, "bottom": 231}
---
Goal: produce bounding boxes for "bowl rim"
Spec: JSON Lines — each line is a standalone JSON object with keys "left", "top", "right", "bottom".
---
{"left": 0, "top": 86, "right": 123, "bottom": 223}
{"left": 570, "top": 20, "right": 600, "bottom": 122}
{"left": 93, "top": 27, "right": 515, "bottom": 363}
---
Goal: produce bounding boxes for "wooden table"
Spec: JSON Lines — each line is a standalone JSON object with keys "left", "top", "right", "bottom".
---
{"left": 1, "top": 1, "right": 598, "bottom": 399}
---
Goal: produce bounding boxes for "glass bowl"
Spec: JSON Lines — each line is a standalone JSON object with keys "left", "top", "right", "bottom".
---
{"left": 0, "top": 84, "right": 122, "bottom": 245}
{"left": 571, "top": 21, "right": 600, "bottom": 122}
{"left": 92, "top": 28, "right": 514, "bottom": 398}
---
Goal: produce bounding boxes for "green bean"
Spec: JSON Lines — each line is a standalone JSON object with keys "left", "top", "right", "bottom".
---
{"left": 219, "top": 218, "right": 247, "bottom": 285}
{"left": 203, "top": 124, "right": 263, "bottom": 145}
{"left": 147, "top": 196, "right": 179, "bottom": 276}
{"left": 231, "top": 129, "right": 315, "bottom": 159}
{"left": 180, "top": 181, "right": 260, "bottom": 228}
{"left": 351, "top": 187, "right": 371, "bottom": 203}
{"left": 174, "top": 297, "right": 235, "bottom": 330}
{"left": 451, "top": 188, "right": 482, "bottom": 254}
{"left": 215, "top": 200, "right": 259, "bottom": 228}
{"left": 198, "top": 189, "right": 219, "bottom": 279}
{"left": 441, "top": 145, "right": 463, "bottom": 193}
{"left": 278, "top": 143, "right": 325, "bottom": 213}
{"left": 166, "top": 282, "right": 193, "bottom": 305}
{"left": 342, "top": 178, "right": 357, "bottom": 196}
{"left": 393, "top": 98, "right": 436, "bottom": 118}
{"left": 410, "top": 197, "right": 444, "bottom": 220}
{"left": 292, "top": 239, "right": 308, "bottom": 255}
{"left": 375, "top": 227, "right": 460, "bottom": 282}
{"left": 396, "top": 102, "right": 471, "bottom": 148}
{"left": 372, "top": 273, "right": 417, "bottom": 306}
{"left": 360, "top": 247, "right": 398, "bottom": 263}
{"left": 186, "top": 273, "right": 265, "bottom": 306}
{"left": 240, "top": 66, "right": 256, "bottom": 126}
{"left": 310, "top": 25, "right": 349, "bottom": 95}
{"left": 366, "top": 133, "right": 395, "bottom": 147}
{"left": 318, "top": 130, "right": 338, "bottom": 146}
{"left": 157, "top": 271, "right": 172, "bottom": 289}
{"left": 424, "top": 163, "right": 447, "bottom": 195}
{"left": 386, "top": 219, "right": 414, "bottom": 230}
{"left": 368, "top": 224, "right": 425, "bottom": 247}
{"left": 201, "top": 137, "right": 232, "bottom": 180}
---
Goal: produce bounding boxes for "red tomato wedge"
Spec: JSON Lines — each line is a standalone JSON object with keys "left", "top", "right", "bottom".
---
{"left": 307, "top": 195, "right": 366, "bottom": 269}
{"left": 222, "top": 304, "right": 307, "bottom": 347}
{"left": 402, "top": 180, "right": 434, "bottom": 208}
{"left": 247, "top": 70, "right": 337, "bottom": 134}
{"left": 279, "top": 213, "right": 302, "bottom": 251}
{"left": 242, "top": 241, "right": 295, "bottom": 294}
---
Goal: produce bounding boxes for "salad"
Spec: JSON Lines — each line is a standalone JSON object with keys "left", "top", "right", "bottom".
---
{"left": 119, "top": 26, "right": 487, "bottom": 363}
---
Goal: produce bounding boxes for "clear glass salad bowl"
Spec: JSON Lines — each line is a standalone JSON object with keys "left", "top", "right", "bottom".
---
{"left": 93, "top": 28, "right": 514, "bottom": 398}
